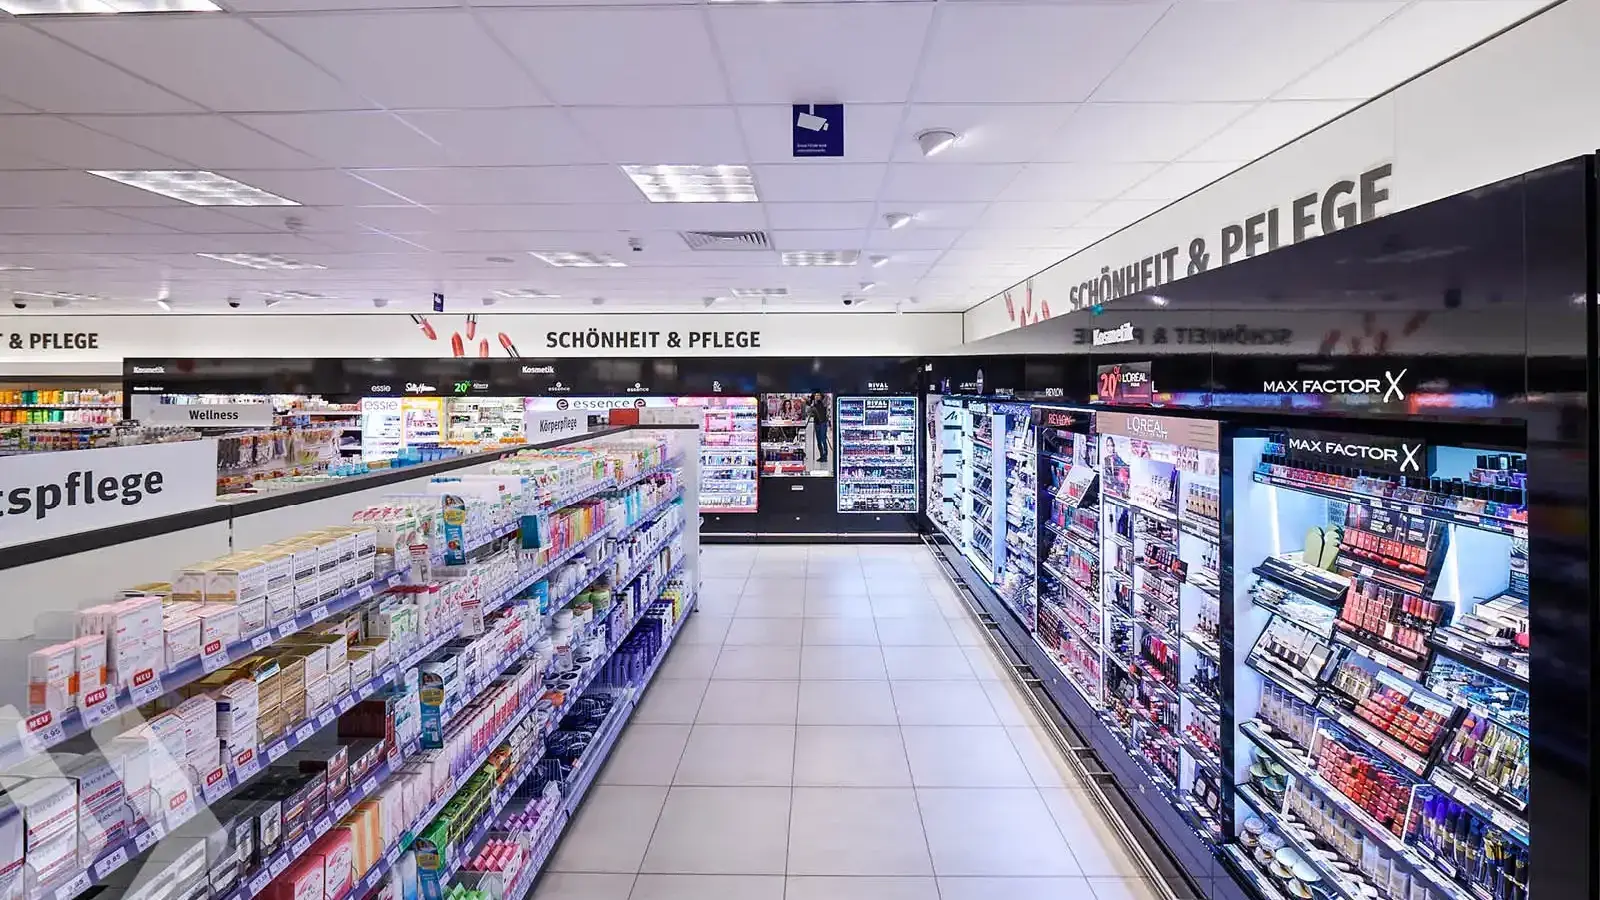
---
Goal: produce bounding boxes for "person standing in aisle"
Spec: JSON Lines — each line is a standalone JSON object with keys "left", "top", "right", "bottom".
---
{"left": 808, "top": 391, "right": 831, "bottom": 466}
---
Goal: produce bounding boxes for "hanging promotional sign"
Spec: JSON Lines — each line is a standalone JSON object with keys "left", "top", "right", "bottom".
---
{"left": 0, "top": 439, "right": 218, "bottom": 548}
{"left": 1096, "top": 412, "right": 1219, "bottom": 452}
{"left": 1096, "top": 361, "right": 1155, "bottom": 405}
{"left": 523, "top": 411, "right": 586, "bottom": 442}
{"left": 142, "top": 404, "right": 274, "bottom": 428}
{"left": 1282, "top": 430, "right": 1426, "bottom": 475}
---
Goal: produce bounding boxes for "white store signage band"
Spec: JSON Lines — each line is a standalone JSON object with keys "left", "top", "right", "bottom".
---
{"left": 0, "top": 440, "right": 218, "bottom": 548}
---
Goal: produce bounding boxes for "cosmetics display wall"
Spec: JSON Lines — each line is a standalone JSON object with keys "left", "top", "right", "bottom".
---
{"left": 1230, "top": 432, "right": 1529, "bottom": 900}
{"left": 930, "top": 398, "right": 963, "bottom": 539}
{"left": 694, "top": 396, "right": 759, "bottom": 514}
{"left": 1033, "top": 407, "right": 1102, "bottom": 703}
{"left": 835, "top": 396, "right": 919, "bottom": 514}
{"left": 995, "top": 403, "right": 1037, "bottom": 628}
{"left": 759, "top": 392, "right": 830, "bottom": 477}
{"left": 954, "top": 401, "right": 1003, "bottom": 585}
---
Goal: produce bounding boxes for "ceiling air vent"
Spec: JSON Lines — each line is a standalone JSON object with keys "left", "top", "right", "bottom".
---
{"left": 679, "top": 230, "right": 771, "bottom": 251}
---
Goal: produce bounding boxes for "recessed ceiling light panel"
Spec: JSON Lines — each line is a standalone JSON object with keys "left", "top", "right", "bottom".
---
{"left": 0, "top": 264, "right": 34, "bottom": 271}
{"left": 782, "top": 251, "right": 860, "bottom": 267}
{"left": 729, "top": 288, "right": 789, "bottom": 299}
{"left": 1, "top": 0, "right": 219, "bottom": 12}
{"left": 259, "top": 289, "right": 331, "bottom": 301}
{"left": 621, "top": 165, "right": 759, "bottom": 203}
{"left": 494, "top": 288, "right": 561, "bottom": 299}
{"left": 17, "top": 290, "right": 100, "bottom": 301}
{"left": 88, "top": 170, "right": 298, "bottom": 207}
{"left": 196, "top": 252, "right": 325, "bottom": 271}
{"left": 529, "top": 251, "right": 626, "bottom": 268}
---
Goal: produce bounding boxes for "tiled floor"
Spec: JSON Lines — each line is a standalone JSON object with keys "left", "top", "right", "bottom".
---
{"left": 534, "top": 544, "right": 1160, "bottom": 900}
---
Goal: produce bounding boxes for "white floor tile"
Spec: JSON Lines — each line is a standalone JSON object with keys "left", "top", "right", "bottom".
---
{"left": 804, "top": 592, "right": 877, "bottom": 618}
{"left": 633, "top": 679, "right": 709, "bottom": 725}
{"left": 1088, "top": 877, "right": 1165, "bottom": 900}
{"left": 882, "top": 646, "right": 976, "bottom": 680}
{"left": 1006, "top": 726, "right": 1085, "bottom": 789}
{"left": 693, "top": 592, "right": 741, "bottom": 617}
{"left": 673, "top": 724, "right": 796, "bottom": 786}
{"left": 869, "top": 594, "right": 945, "bottom": 618}
{"left": 627, "top": 875, "right": 785, "bottom": 900}
{"left": 713, "top": 645, "right": 802, "bottom": 680}
{"left": 798, "top": 680, "right": 901, "bottom": 725}
{"left": 981, "top": 679, "right": 1036, "bottom": 726}
{"left": 891, "top": 681, "right": 1000, "bottom": 726}
{"left": 873, "top": 617, "right": 957, "bottom": 647}
{"left": 801, "top": 617, "right": 881, "bottom": 646}
{"left": 641, "top": 787, "right": 792, "bottom": 874}
{"left": 677, "top": 615, "right": 732, "bottom": 646}
{"left": 724, "top": 617, "right": 805, "bottom": 646}
{"left": 961, "top": 643, "right": 1013, "bottom": 680}
{"left": 529, "top": 873, "right": 635, "bottom": 900}
{"left": 936, "top": 877, "right": 1094, "bottom": 900}
{"left": 740, "top": 579, "right": 807, "bottom": 603}
{"left": 696, "top": 680, "right": 800, "bottom": 724}
{"left": 793, "top": 725, "right": 911, "bottom": 787}
{"left": 598, "top": 723, "right": 692, "bottom": 786}
{"left": 700, "top": 577, "right": 746, "bottom": 600}
{"left": 916, "top": 788, "right": 1083, "bottom": 877}
{"left": 783, "top": 877, "right": 939, "bottom": 900}
{"left": 548, "top": 785, "right": 668, "bottom": 873}
{"left": 1038, "top": 789, "right": 1145, "bottom": 876}
{"left": 946, "top": 617, "right": 989, "bottom": 647}
{"left": 787, "top": 787, "right": 933, "bottom": 876}
{"left": 800, "top": 645, "right": 887, "bottom": 680}
{"left": 654, "top": 643, "right": 721, "bottom": 681}
{"left": 900, "top": 726, "right": 1035, "bottom": 788}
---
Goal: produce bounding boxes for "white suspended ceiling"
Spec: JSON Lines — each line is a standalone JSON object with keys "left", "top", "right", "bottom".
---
{"left": 0, "top": 0, "right": 1551, "bottom": 315}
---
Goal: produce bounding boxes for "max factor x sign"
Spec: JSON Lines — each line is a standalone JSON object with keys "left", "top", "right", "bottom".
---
{"left": 1263, "top": 369, "right": 1407, "bottom": 402}
{"left": 1284, "top": 431, "right": 1424, "bottom": 474}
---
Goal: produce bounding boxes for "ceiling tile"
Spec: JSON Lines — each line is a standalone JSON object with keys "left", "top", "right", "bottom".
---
{"left": 894, "top": 104, "right": 1076, "bottom": 163}
{"left": 70, "top": 114, "right": 319, "bottom": 170}
{"left": 485, "top": 8, "right": 728, "bottom": 106}
{"left": 0, "top": 115, "right": 183, "bottom": 170}
{"left": 1092, "top": 1, "right": 1406, "bottom": 102}
{"left": 951, "top": 227, "right": 1101, "bottom": 253}
{"left": 1282, "top": 0, "right": 1550, "bottom": 100}
{"left": 352, "top": 166, "right": 642, "bottom": 206}
{"left": 977, "top": 201, "right": 1100, "bottom": 230}
{"left": 764, "top": 202, "right": 877, "bottom": 231}
{"left": 707, "top": 3, "right": 936, "bottom": 103}
{"left": 1182, "top": 100, "right": 1358, "bottom": 163}
{"left": 1075, "top": 198, "right": 1168, "bottom": 229}
{"left": 0, "top": 208, "right": 176, "bottom": 235}
{"left": 753, "top": 163, "right": 887, "bottom": 202}
{"left": 0, "top": 171, "right": 190, "bottom": 208}
{"left": 916, "top": 3, "right": 1170, "bottom": 102}
{"left": 104, "top": 207, "right": 281, "bottom": 235}
{"left": 879, "top": 163, "right": 1023, "bottom": 203}
{"left": 1040, "top": 102, "right": 1253, "bottom": 162}
{"left": 401, "top": 109, "right": 599, "bottom": 167}
{"left": 233, "top": 112, "right": 451, "bottom": 168}
{"left": 37, "top": 16, "right": 376, "bottom": 113}
{"left": 864, "top": 227, "right": 963, "bottom": 251}
{"left": 999, "top": 162, "right": 1161, "bottom": 202}
{"left": 570, "top": 107, "right": 747, "bottom": 165}
{"left": 1120, "top": 160, "right": 1239, "bottom": 202}
{"left": 257, "top": 11, "right": 549, "bottom": 110}
{"left": 0, "top": 24, "right": 199, "bottom": 114}
{"left": 736, "top": 103, "right": 902, "bottom": 164}
{"left": 767, "top": 229, "right": 867, "bottom": 251}
{"left": 886, "top": 202, "right": 989, "bottom": 230}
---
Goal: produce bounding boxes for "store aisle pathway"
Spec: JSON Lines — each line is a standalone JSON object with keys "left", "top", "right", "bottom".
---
{"left": 533, "top": 544, "right": 1161, "bottom": 900}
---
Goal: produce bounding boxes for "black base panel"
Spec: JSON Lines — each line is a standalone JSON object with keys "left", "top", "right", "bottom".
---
{"left": 699, "top": 475, "right": 921, "bottom": 535}
{"left": 926, "top": 533, "right": 1246, "bottom": 900}
{"left": 701, "top": 532, "right": 921, "bottom": 544}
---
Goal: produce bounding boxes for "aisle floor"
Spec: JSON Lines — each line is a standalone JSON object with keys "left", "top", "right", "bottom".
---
{"left": 534, "top": 544, "right": 1159, "bottom": 900}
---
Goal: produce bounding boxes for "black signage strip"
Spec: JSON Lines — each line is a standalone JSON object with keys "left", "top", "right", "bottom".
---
{"left": 0, "top": 424, "right": 694, "bottom": 572}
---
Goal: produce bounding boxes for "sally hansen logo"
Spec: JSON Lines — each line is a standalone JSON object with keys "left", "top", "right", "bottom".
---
{"left": 404, "top": 382, "right": 435, "bottom": 393}
{"left": 1263, "top": 369, "right": 1406, "bottom": 402}
{"left": 1288, "top": 436, "right": 1422, "bottom": 472}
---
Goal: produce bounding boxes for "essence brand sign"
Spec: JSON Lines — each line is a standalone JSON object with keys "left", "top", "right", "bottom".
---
{"left": 1262, "top": 368, "right": 1407, "bottom": 402}
{"left": 1284, "top": 431, "right": 1424, "bottom": 475}
{"left": 0, "top": 439, "right": 218, "bottom": 548}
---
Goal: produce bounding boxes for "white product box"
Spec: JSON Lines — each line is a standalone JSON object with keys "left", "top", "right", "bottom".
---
{"left": 327, "top": 663, "right": 350, "bottom": 698}
{"left": 285, "top": 542, "right": 318, "bottom": 586}
{"left": 0, "top": 775, "right": 77, "bottom": 847}
{"left": 236, "top": 598, "right": 268, "bottom": 637}
{"left": 319, "top": 571, "right": 342, "bottom": 604}
{"left": 338, "top": 561, "right": 359, "bottom": 593}
{"left": 163, "top": 616, "right": 203, "bottom": 671}
{"left": 304, "top": 675, "right": 329, "bottom": 715}
{"left": 0, "top": 795, "right": 23, "bottom": 900}
{"left": 261, "top": 552, "right": 295, "bottom": 596}
{"left": 205, "top": 556, "right": 268, "bottom": 604}
{"left": 27, "top": 642, "right": 76, "bottom": 713}
{"left": 72, "top": 636, "right": 106, "bottom": 700}
{"left": 267, "top": 590, "right": 297, "bottom": 626}
{"left": 194, "top": 605, "right": 240, "bottom": 651}
{"left": 105, "top": 735, "right": 153, "bottom": 822}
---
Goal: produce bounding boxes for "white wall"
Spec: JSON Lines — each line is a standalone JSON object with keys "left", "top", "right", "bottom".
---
{"left": 963, "top": 0, "right": 1599, "bottom": 342}
{"left": 0, "top": 312, "right": 963, "bottom": 376}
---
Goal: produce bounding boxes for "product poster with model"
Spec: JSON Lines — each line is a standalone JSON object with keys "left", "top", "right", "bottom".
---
{"left": 760, "top": 392, "right": 833, "bottom": 477}
{"left": 1096, "top": 411, "right": 1225, "bottom": 843}
{"left": 1230, "top": 427, "right": 1528, "bottom": 900}
{"left": 835, "top": 395, "right": 919, "bottom": 514}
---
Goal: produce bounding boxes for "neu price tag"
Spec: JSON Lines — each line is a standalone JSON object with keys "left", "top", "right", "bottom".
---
{"left": 130, "top": 669, "right": 164, "bottom": 706}
{"left": 80, "top": 687, "right": 120, "bottom": 727}
{"left": 233, "top": 748, "right": 261, "bottom": 780}
{"left": 93, "top": 847, "right": 129, "bottom": 880}
{"left": 202, "top": 766, "right": 230, "bottom": 804}
{"left": 20, "top": 710, "right": 65, "bottom": 752}
{"left": 165, "top": 789, "right": 196, "bottom": 827}
{"left": 201, "top": 639, "right": 229, "bottom": 673}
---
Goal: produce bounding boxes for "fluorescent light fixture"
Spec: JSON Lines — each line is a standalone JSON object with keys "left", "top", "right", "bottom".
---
{"left": 915, "top": 129, "right": 959, "bottom": 157}
{"left": 196, "top": 252, "right": 325, "bottom": 271}
{"left": 17, "top": 290, "right": 100, "bottom": 301}
{"left": 884, "top": 212, "right": 913, "bottom": 230}
{"left": 869, "top": 255, "right": 890, "bottom": 268}
{"left": 88, "top": 170, "right": 298, "bottom": 207}
{"left": 0, "top": 264, "right": 34, "bottom": 271}
{"left": 529, "top": 251, "right": 626, "bottom": 268}
{"left": 153, "top": 298, "right": 171, "bottom": 311}
{"left": 729, "top": 288, "right": 788, "bottom": 299}
{"left": 782, "top": 250, "right": 860, "bottom": 267}
{"left": 0, "top": 0, "right": 219, "bottom": 12}
{"left": 621, "top": 165, "right": 759, "bottom": 203}
{"left": 260, "top": 289, "right": 330, "bottom": 301}
{"left": 494, "top": 288, "right": 561, "bottom": 300}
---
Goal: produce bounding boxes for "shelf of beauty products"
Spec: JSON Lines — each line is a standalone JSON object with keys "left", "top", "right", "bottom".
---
{"left": 1231, "top": 435, "right": 1529, "bottom": 900}
{"left": 1, "top": 436, "right": 686, "bottom": 900}
{"left": 835, "top": 395, "right": 920, "bottom": 514}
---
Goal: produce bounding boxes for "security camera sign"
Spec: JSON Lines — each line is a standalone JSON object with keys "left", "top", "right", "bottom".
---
{"left": 793, "top": 104, "right": 844, "bottom": 157}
